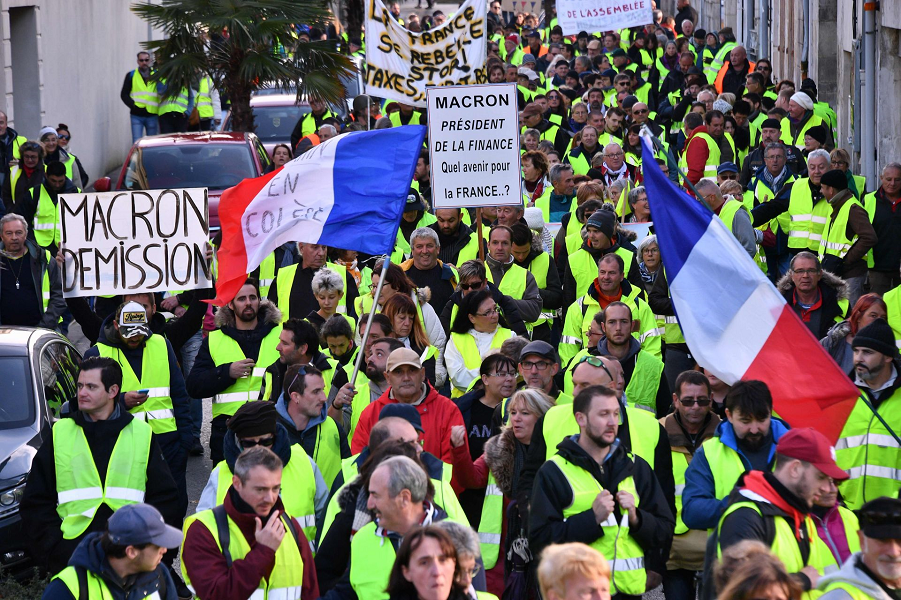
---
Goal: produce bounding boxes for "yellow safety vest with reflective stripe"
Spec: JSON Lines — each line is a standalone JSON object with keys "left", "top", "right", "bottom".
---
{"left": 525, "top": 252, "right": 554, "bottom": 327}
{"left": 535, "top": 193, "right": 577, "bottom": 224}
{"left": 746, "top": 173, "right": 795, "bottom": 235}
{"left": 257, "top": 252, "right": 277, "bottom": 298}
{"left": 886, "top": 286, "right": 901, "bottom": 351}
{"left": 624, "top": 350, "right": 663, "bottom": 412}
{"left": 158, "top": 81, "right": 190, "bottom": 116}
{"left": 479, "top": 473, "right": 504, "bottom": 569}
{"left": 39, "top": 250, "right": 53, "bottom": 313}
{"left": 208, "top": 326, "right": 282, "bottom": 418}
{"left": 719, "top": 199, "right": 767, "bottom": 273}
{"left": 808, "top": 198, "right": 833, "bottom": 252}
{"left": 389, "top": 111, "right": 422, "bottom": 127}
{"left": 53, "top": 566, "right": 162, "bottom": 599}
{"left": 276, "top": 262, "right": 350, "bottom": 321}
{"left": 300, "top": 110, "right": 340, "bottom": 138}
{"left": 213, "top": 445, "right": 317, "bottom": 542}
{"left": 486, "top": 264, "right": 527, "bottom": 310}
{"left": 348, "top": 369, "right": 374, "bottom": 440}
{"left": 780, "top": 113, "right": 827, "bottom": 151}
{"left": 862, "top": 192, "right": 879, "bottom": 269}
{"left": 701, "top": 437, "right": 750, "bottom": 503}
{"left": 31, "top": 184, "right": 69, "bottom": 248}
{"left": 717, "top": 500, "right": 837, "bottom": 599}
{"left": 671, "top": 450, "right": 690, "bottom": 535}
{"left": 548, "top": 455, "right": 647, "bottom": 595}
{"left": 835, "top": 390, "right": 901, "bottom": 509}
{"left": 349, "top": 521, "right": 398, "bottom": 600}
{"left": 786, "top": 178, "right": 817, "bottom": 249}
{"left": 130, "top": 70, "right": 159, "bottom": 114}
{"left": 679, "top": 132, "right": 720, "bottom": 180}
{"left": 567, "top": 246, "right": 636, "bottom": 300}
{"left": 818, "top": 197, "right": 863, "bottom": 261}
{"left": 96, "top": 336, "right": 175, "bottom": 434}
{"left": 53, "top": 418, "right": 151, "bottom": 539}
{"left": 705, "top": 42, "right": 736, "bottom": 83}
{"left": 196, "top": 76, "right": 214, "bottom": 119}
{"left": 182, "top": 509, "right": 304, "bottom": 599}
{"left": 449, "top": 328, "right": 512, "bottom": 398}
{"left": 541, "top": 404, "right": 659, "bottom": 467}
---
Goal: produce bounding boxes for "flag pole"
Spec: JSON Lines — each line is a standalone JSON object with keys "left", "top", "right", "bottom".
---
{"left": 638, "top": 125, "right": 715, "bottom": 214}
{"left": 348, "top": 254, "right": 390, "bottom": 395}
{"left": 476, "top": 208, "right": 485, "bottom": 262}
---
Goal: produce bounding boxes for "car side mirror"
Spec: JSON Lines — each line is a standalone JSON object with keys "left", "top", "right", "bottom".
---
{"left": 92, "top": 177, "right": 111, "bottom": 193}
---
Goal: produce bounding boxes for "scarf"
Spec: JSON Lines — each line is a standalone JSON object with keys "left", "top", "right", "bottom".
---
{"left": 793, "top": 287, "right": 822, "bottom": 322}
{"left": 741, "top": 471, "right": 807, "bottom": 540}
{"left": 569, "top": 118, "right": 586, "bottom": 133}
{"left": 638, "top": 262, "right": 658, "bottom": 285}
{"left": 759, "top": 164, "right": 790, "bottom": 192}
{"left": 334, "top": 258, "right": 361, "bottom": 286}
{"left": 603, "top": 162, "right": 629, "bottom": 186}
{"left": 592, "top": 280, "right": 622, "bottom": 308}
{"left": 661, "top": 52, "right": 680, "bottom": 70}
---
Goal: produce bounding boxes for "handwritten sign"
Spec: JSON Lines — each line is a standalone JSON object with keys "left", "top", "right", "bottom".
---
{"left": 366, "top": 0, "right": 488, "bottom": 107}
{"left": 556, "top": 0, "right": 652, "bottom": 35}
{"left": 427, "top": 84, "right": 522, "bottom": 209}
{"left": 60, "top": 189, "right": 212, "bottom": 298}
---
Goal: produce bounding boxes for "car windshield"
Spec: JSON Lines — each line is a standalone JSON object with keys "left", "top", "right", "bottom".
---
{"left": 125, "top": 143, "right": 257, "bottom": 191}
{"left": 251, "top": 105, "right": 311, "bottom": 143}
{"left": 0, "top": 357, "right": 35, "bottom": 430}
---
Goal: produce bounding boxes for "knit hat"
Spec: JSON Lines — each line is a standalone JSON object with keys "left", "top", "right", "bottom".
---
{"left": 761, "top": 118, "right": 782, "bottom": 130}
{"left": 587, "top": 167, "right": 605, "bottom": 181}
{"left": 585, "top": 209, "right": 616, "bottom": 239}
{"left": 819, "top": 169, "right": 848, "bottom": 191}
{"left": 39, "top": 126, "right": 59, "bottom": 140}
{"left": 790, "top": 91, "right": 814, "bottom": 111}
{"left": 600, "top": 68, "right": 617, "bottom": 81}
{"left": 227, "top": 401, "right": 278, "bottom": 437}
{"left": 713, "top": 99, "right": 733, "bottom": 114}
{"left": 524, "top": 207, "right": 545, "bottom": 230}
{"left": 521, "top": 53, "right": 536, "bottom": 65}
{"left": 852, "top": 319, "right": 899, "bottom": 358}
{"left": 805, "top": 124, "right": 828, "bottom": 146}
{"left": 622, "top": 95, "right": 639, "bottom": 111}
{"left": 694, "top": 29, "right": 707, "bottom": 40}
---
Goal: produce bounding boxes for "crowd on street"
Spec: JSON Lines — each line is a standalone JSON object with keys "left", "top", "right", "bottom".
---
{"left": 1, "top": 0, "right": 901, "bottom": 599}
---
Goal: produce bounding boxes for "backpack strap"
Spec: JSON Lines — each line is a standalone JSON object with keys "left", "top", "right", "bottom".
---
{"left": 75, "top": 566, "right": 88, "bottom": 600}
{"left": 213, "top": 504, "right": 233, "bottom": 568}
{"left": 282, "top": 512, "right": 309, "bottom": 553}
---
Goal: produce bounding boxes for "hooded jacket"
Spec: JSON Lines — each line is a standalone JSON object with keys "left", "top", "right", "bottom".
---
{"left": 187, "top": 299, "right": 282, "bottom": 401}
{"left": 20, "top": 407, "right": 181, "bottom": 575}
{"left": 276, "top": 393, "right": 351, "bottom": 465}
{"left": 0, "top": 238, "right": 66, "bottom": 328}
{"left": 777, "top": 269, "right": 849, "bottom": 339}
{"left": 820, "top": 188, "right": 878, "bottom": 279}
{"left": 529, "top": 435, "right": 675, "bottom": 570}
{"left": 439, "top": 281, "right": 529, "bottom": 337}
{"left": 821, "top": 320, "right": 854, "bottom": 374}
{"left": 561, "top": 232, "right": 643, "bottom": 308}
{"left": 819, "top": 553, "right": 898, "bottom": 600}
{"left": 430, "top": 220, "right": 481, "bottom": 266}
{"left": 597, "top": 336, "right": 671, "bottom": 418}
{"left": 40, "top": 532, "right": 178, "bottom": 600}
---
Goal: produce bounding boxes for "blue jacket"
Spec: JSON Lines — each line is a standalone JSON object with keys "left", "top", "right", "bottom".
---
{"left": 41, "top": 532, "right": 177, "bottom": 600}
{"left": 682, "top": 418, "right": 790, "bottom": 530}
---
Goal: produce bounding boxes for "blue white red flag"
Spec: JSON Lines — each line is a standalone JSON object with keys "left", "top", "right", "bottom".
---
{"left": 640, "top": 137, "right": 858, "bottom": 443}
{"left": 212, "top": 126, "right": 427, "bottom": 306}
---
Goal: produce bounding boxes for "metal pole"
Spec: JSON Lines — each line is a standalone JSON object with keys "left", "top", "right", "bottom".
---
{"left": 476, "top": 208, "right": 485, "bottom": 262}
{"left": 862, "top": 1, "right": 877, "bottom": 185}
{"left": 759, "top": 0, "right": 769, "bottom": 59}
{"left": 348, "top": 254, "right": 391, "bottom": 390}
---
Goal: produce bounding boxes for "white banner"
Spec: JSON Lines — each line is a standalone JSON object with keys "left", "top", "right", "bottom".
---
{"left": 427, "top": 83, "right": 522, "bottom": 209}
{"left": 556, "top": 0, "right": 652, "bottom": 35}
{"left": 365, "top": 0, "right": 488, "bottom": 107}
{"left": 60, "top": 188, "right": 212, "bottom": 298}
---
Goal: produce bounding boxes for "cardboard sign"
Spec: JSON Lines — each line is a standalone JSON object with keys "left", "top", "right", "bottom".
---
{"left": 59, "top": 188, "right": 212, "bottom": 298}
{"left": 556, "top": 0, "right": 652, "bottom": 35}
{"left": 427, "top": 83, "right": 523, "bottom": 209}
{"left": 365, "top": 0, "right": 489, "bottom": 107}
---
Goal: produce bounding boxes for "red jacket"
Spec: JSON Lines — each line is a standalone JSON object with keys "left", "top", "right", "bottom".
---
{"left": 182, "top": 490, "right": 319, "bottom": 600}
{"left": 351, "top": 383, "right": 469, "bottom": 464}
{"left": 684, "top": 124, "right": 713, "bottom": 186}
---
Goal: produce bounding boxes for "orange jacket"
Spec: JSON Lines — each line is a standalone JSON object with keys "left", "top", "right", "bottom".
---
{"left": 715, "top": 59, "right": 756, "bottom": 94}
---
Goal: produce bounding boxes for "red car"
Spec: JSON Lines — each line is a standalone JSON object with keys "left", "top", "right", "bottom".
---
{"left": 94, "top": 132, "right": 272, "bottom": 229}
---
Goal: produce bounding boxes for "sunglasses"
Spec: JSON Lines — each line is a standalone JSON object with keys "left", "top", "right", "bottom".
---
{"left": 58, "top": 134, "right": 70, "bottom": 140}
{"left": 460, "top": 280, "right": 484, "bottom": 291}
{"left": 679, "top": 397, "right": 711, "bottom": 407}
{"left": 240, "top": 436, "right": 275, "bottom": 448}
{"left": 577, "top": 355, "right": 614, "bottom": 381}
{"left": 286, "top": 365, "right": 308, "bottom": 393}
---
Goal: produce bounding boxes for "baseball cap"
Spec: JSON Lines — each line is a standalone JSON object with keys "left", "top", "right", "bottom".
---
{"left": 610, "top": 48, "right": 626, "bottom": 58}
{"left": 775, "top": 428, "right": 849, "bottom": 480}
{"left": 379, "top": 403, "right": 425, "bottom": 432}
{"left": 107, "top": 503, "right": 183, "bottom": 548}
{"left": 117, "top": 301, "right": 152, "bottom": 339}
{"left": 505, "top": 33, "right": 519, "bottom": 44}
{"left": 859, "top": 497, "right": 901, "bottom": 540}
{"left": 405, "top": 188, "right": 425, "bottom": 213}
{"left": 520, "top": 340, "right": 557, "bottom": 363}
{"left": 520, "top": 103, "right": 542, "bottom": 118}
{"left": 717, "top": 162, "right": 739, "bottom": 175}
{"left": 386, "top": 347, "right": 422, "bottom": 372}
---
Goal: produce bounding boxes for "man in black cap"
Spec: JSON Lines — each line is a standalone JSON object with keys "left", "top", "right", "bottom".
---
{"left": 818, "top": 169, "right": 877, "bottom": 306}
{"left": 819, "top": 496, "right": 901, "bottom": 599}
{"left": 562, "top": 208, "right": 642, "bottom": 308}
{"left": 520, "top": 102, "right": 571, "bottom": 156}
{"left": 195, "top": 400, "right": 328, "bottom": 546}
{"left": 43, "top": 503, "right": 183, "bottom": 600}
{"left": 519, "top": 340, "right": 572, "bottom": 404}
{"left": 609, "top": 48, "right": 635, "bottom": 75}
{"left": 836, "top": 319, "right": 901, "bottom": 509}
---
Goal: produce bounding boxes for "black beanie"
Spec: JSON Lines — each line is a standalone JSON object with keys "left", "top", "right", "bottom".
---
{"left": 820, "top": 169, "right": 848, "bottom": 191}
{"left": 227, "top": 401, "right": 278, "bottom": 437}
{"left": 852, "top": 319, "right": 899, "bottom": 358}
{"left": 586, "top": 209, "right": 616, "bottom": 240}
{"left": 761, "top": 118, "right": 781, "bottom": 130}
{"left": 805, "top": 124, "right": 828, "bottom": 145}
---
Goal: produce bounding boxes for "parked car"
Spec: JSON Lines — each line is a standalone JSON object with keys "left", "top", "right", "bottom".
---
{"left": 221, "top": 94, "right": 314, "bottom": 155}
{"left": 0, "top": 328, "right": 81, "bottom": 574}
{"left": 93, "top": 132, "right": 271, "bottom": 230}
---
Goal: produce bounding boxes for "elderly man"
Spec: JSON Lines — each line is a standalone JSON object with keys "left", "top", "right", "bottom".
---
{"left": 745, "top": 141, "right": 798, "bottom": 279}
{"left": 0, "top": 213, "right": 65, "bottom": 328}
{"left": 600, "top": 142, "right": 636, "bottom": 187}
{"left": 779, "top": 251, "right": 848, "bottom": 339}
{"left": 866, "top": 163, "right": 901, "bottom": 295}
{"left": 819, "top": 496, "right": 901, "bottom": 599}
{"left": 715, "top": 45, "right": 754, "bottom": 97}
{"left": 782, "top": 91, "right": 833, "bottom": 150}
{"left": 486, "top": 225, "right": 542, "bottom": 326}
{"left": 400, "top": 227, "right": 458, "bottom": 314}
{"left": 695, "top": 179, "right": 758, "bottom": 258}
{"left": 741, "top": 119, "right": 803, "bottom": 186}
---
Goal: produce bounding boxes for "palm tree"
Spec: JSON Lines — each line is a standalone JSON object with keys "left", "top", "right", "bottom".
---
{"left": 132, "top": 0, "right": 357, "bottom": 132}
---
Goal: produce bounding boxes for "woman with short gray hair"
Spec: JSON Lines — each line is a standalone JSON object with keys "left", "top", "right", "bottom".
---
{"left": 308, "top": 268, "right": 350, "bottom": 338}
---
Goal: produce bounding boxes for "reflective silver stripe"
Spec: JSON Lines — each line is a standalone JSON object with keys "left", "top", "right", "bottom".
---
{"left": 485, "top": 483, "right": 503, "bottom": 497}
{"left": 147, "top": 593, "right": 161, "bottom": 600}
{"left": 252, "top": 367, "right": 267, "bottom": 378}
{"left": 260, "top": 278, "right": 274, "bottom": 287}
{"left": 896, "top": 339, "right": 901, "bottom": 349}
{"left": 479, "top": 532, "right": 501, "bottom": 545}
{"left": 539, "top": 311, "right": 556, "bottom": 320}
{"left": 214, "top": 392, "right": 252, "bottom": 403}
{"left": 58, "top": 487, "right": 103, "bottom": 503}
{"left": 561, "top": 335, "right": 582, "bottom": 345}
{"left": 43, "top": 292, "right": 51, "bottom": 299}
{"left": 638, "top": 327, "right": 664, "bottom": 343}
{"left": 823, "top": 241, "right": 852, "bottom": 250}
{"left": 267, "top": 587, "right": 303, "bottom": 600}
{"left": 140, "top": 408, "right": 175, "bottom": 421}
{"left": 790, "top": 213, "right": 812, "bottom": 221}
{"left": 296, "top": 514, "right": 316, "bottom": 528}
{"left": 105, "top": 487, "right": 146, "bottom": 502}
{"left": 810, "top": 216, "right": 828, "bottom": 224}
{"left": 33, "top": 223, "right": 55, "bottom": 230}
{"left": 610, "top": 556, "right": 645, "bottom": 572}
{"left": 143, "top": 386, "right": 170, "bottom": 398}
{"left": 336, "top": 305, "right": 347, "bottom": 314}
{"left": 674, "top": 483, "right": 685, "bottom": 495}
{"left": 836, "top": 433, "right": 900, "bottom": 450}
{"left": 788, "top": 230, "right": 810, "bottom": 238}
{"left": 808, "top": 233, "right": 823, "bottom": 242}
{"left": 249, "top": 590, "right": 266, "bottom": 600}
{"left": 846, "top": 465, "right": 901, "bottom": 481}
{"left": 664, "top": 316, "right": 679, "bottom": 324}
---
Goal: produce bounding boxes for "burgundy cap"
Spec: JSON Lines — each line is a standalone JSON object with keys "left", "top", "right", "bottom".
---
{"left": 775, "top": 428, "right": 849, "bottom": 481}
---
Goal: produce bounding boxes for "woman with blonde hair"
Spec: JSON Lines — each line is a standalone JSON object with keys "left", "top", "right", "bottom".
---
{"left": 538, "top": 542, "right": 612, "bottom": 600}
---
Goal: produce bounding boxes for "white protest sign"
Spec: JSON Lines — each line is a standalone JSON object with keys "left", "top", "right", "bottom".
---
{"left": 59, "top": 188, "right": 212, "bottom": 298}
{"left": 427, "top": 83, "right": 522, "bottom": 209}
{"left": 556, "top": 0, "right": 652, "bottom": 35}
{"left": 365, "top": 0, "right": 489, "bottom": 107}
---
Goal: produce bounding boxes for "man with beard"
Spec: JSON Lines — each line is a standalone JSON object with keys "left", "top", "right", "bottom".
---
{"left": 257, "top": 317, "right": 335, "bottom": 403}
{"left": 529, "top": 385, "right": 674, "bottom": 598}
{"left": 429, "top": 208, "right": 482, "bottom": 267}
{"left": 188, "top": 279, "right": 283, "bottom": 464}
{"left": 681, "top": 380, "right": 789, "bottom": 531}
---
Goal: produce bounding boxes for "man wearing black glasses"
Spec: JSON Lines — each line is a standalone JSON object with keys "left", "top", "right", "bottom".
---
{"left": 661, "top": 370, "right": 721, "bottom": 600}
{"left": 196, "top": 400, "right": 328, "bottom": 548}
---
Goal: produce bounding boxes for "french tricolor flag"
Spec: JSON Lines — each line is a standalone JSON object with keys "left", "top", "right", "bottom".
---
{"left": 641, "top": 137, "right": 858, "bottom": 443}
{"left": 211, "top": 126, "right": 427, "bottom": 306}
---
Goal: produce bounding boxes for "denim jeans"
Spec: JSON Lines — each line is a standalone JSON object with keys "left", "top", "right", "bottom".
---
{"left": 130, "top": 114, "right": 159, "bottom": 143}
{"left": 180, "top": 330, "right": 204, "bottom": 439}
{"left": 663, "top": 569, "right": 699, "bottom": 600}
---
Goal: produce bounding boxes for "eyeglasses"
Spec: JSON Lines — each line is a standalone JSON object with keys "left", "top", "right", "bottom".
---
{"left": 475, "top": 306, "right": 501, "bottom": 317}
{"left": 577, "top": 355, "right": 614, "bottom": 380}
{"left": 138, "top": 58, "right": 151, "bottom": 62}
{"left": 831, "top": 160, "right": 849, "bottom": 167}
{"left": 633, "top": 109, "right": 649, "bottom": 115}
{"left": 58, "top": 134, "right": 70, "bottom": 140}
{"left": 467, "top": 564, "right": 482, "bottom": 578}
{"left": 460, "top": 280, "right": 484, "bottom": 291}
{"left": 520, "top": 360, "right": 551, "bottom": 371}
{"left": 605, "top": 152, "right": 624, "bottom": 158}
{"left": 679, "top": 397, "right": 711, "bottom": 407}
{"left": 764, "top": 155, "right": 784, "bottom": 161}
{"left": 240, "top": 436, "right": 275, "bottom": 448}
{"left": 792, "top": 268, "right": 820, "bottom": 275}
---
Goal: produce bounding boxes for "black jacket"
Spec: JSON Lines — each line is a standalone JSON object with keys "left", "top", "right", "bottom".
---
{"left": 186, "top": 300, "right": 283, "bottom": 401}
{"left": 20, "top": 407, "right": 181, "bottom": 575}
{"left": 0, "top": 128, "right": 26, "bottom": 177}
{"left": 258, "top": 348, "right": 335, "bottom": 403}
{"left": 439, "top": 282, "right": 529, "bottom": 338}
{"left": 777, "top": 269, "right": 848, "bottom": 340}
{"left": 268, "top": 260, "right": 359, "bottom": 322}
{"left": 430, "top": 221, "right": 482, "bottom": 266}
{"left": 0, "top": 239, "right": 66, "bottom": 328}
{"left": 120, "top": 69, "right": 156, "bottom": 117}
{"left": 868, "top": 187, "right": 901, "bottom": 272}
{"left": 14, "top": 178, "right": 80, "bottom": 250}
{"left": 1, "top": 160, "right": 44, "bottom": 213}
{"left": 529, "top": 437, "right": 674, "bottom": 573}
